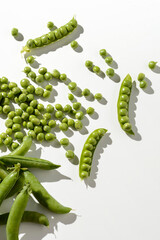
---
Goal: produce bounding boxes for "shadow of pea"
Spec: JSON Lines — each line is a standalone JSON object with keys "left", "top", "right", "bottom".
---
{"left": 108, "top": 73, "right": 121, "bottom": 83}
{"left": 141, "top": 77, "right": 154, "bottom": 95}
{"left": 73, "top": 44, "right": 83, "bottom": 53}
{"left": 14, "top": 32, "right": 24, "bottom": 41}
{"left": 150, "top": 65, "right": 160, "bottom": 74}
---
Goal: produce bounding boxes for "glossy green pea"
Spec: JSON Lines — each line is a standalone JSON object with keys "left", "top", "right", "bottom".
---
{"left": 2, "top": 98, "right": 10, "bottom": 106}
{"left": 23, "top": 66, "right": 31, "bottom": 74}
{"left": 11, "top": 28, "right": 18, "bottom": 36}
{"left": 94, "top": 93, "right": 102, "bottom": 100}
{"left": 85, "top": 60, "right": 93, "bottom": 68}
{"left": 44, "top": 72, "right": 53, "bottom": 81}
{"left": 45, "top": 133, "right": 56, "bottom": 141}
{"left": 55, "top": 104, "right": 63, "bottom": 111}
{"left": 26, "top": 39, "right": 35, "bottom": 48}
{"left": 12, "top": 87, "right": 21, "bottom": 95}
{"left": 82, "top": 88, "right": 90, "bottom": 97}
{"left": 47, "top": 32, "right": 56, "bottom": 42}
{"left": 73, "top": 102, "right": 81, "bottom": 110}
{"left": 37, "top": 133, "right": 45, "bottom": 142}
{"left": 0, "top": 132, "right": 7, "bottom": 140}
{"left": 59, "top": 123, "right": 68, "bottom": 131}
{"left": 36, "top": 74, "right": 44, "bottom": 83}
{"left": 63, "top": 104, "right": 72, "bottom": 113}
{"left": 52, "top": 69, "right": 60, "bottom": 79}
{"left": 87, "top": 107, "right": 94, "bottom": 115}
{"left": 3, "top": 105, "right": 11, "bottom": 114}
{"left": 122, "top": 123, "right": 132, "bottom": 131}
{"left": 68, "top": 82, "right": 77, "bottom": 91}
{"left": 74, "top": 120, "right": 83, "bottom": 130}
{"left": 4, "top": 137, "right": 13, "bottom": 146}
{"left": 28, "top": 71, "right": 36, "bottom": 81}
{"left": 140, "top": 80, "right": 147, "bottom": 89}
{"left": 54, "top": 29, "right": 63, "bottom": 39}
{"left": 148, "top": 61, "right": 157, "bottom": 69}
{"left": 34, "top": 126, "right": 42, "bottom": 134}
{"left": 27, "top": 122, "right": 34, "bottom": 130}
{"left": 30, "top": 99, "right": 38, "bottom": 108}
{"left": 1, "top": 92, "right": 7, "bottom": 98}
{"left": 5, "top": 119, "right": 13, "bottom": 128}
{"left": 26, "top": 106, "right": 34, "bottom": 114}
{"left": 68, "top": 118, "right": 75, "bottom": 127}
{"left": 55, "top": 111, "right": 63, "bottom": 119}
{"left": 35, "top": 87, "right": 44, "bottom": 96}
{"left": 119, "top": 101, "right": 128, "bottom": 109}
{"left": 68, "top": 93, "right": 74, "bottom": 101}
{"left": 106, "top": 68, "right": 114, "bottom": 77}
{"left": 65, "top": 23, "right": 74, "bottom": 32}
{"left": 119, "top": 108, "right": 128, "bottom": 116}
{"left": 121, "top": 86, "right": 130, "bottom": 95}
{"left": 40, "top": 119, "right": 47, "bottom": 126}
{"left": 7, "top": 91, "right": 15, "bottom": 99}
{"left": 46, "top": 104, "right": 54, "bottom": 113}
{"left": 15, "top": 109, "right": 23, "bottom": 116}
{"left": 45, "top": 85, "right": 53, "bottom": 91}
{"left": 8, "top": 82, "right": 17, "bottom": 90}
{"left": 27, "top": 85, "right": 35, "bottom": 93}
{"left": 8, "top": 111, "right": 15, "bottom": 119}
{"left": 11, "top": 142, "right": 19, "bottom": 150}
{"left": 1, "top": 84, "right": 8, "bottom": 91}
{"left": 105, "top": 56, "right": 113, "bottom": 64}
{"left": 138, "top": 73, "right": 145, "bottom": 81}
{"left": 37, "top": 103, "right": 45, "bottom": 112}
{"left": 71, "top": 40, "right": 78, "bottom": 49}
{"left": 65, "top": 150, "right": 74, "bottom": 159}
{"left": 41, "top": 35, "right": 49, "bottom": 45}
{"left": 38, "top": 67, "right": 47, "bottom": 75}
{"left": 34, "top": 38, "right": 42, "bottom": 47}
{"left": 48, "top": 120, "right": 56, "bottom": 128}
{"left": 93, "top": 66, "right": 100, "bottom": 74}
{"left": 23, "top": 121, "right": 27, "bottom": 128}
{"left": 26, "top": 56, "right": 35, "bottom": 64}
{"left": 70, "top": 18, "right": 77, "bottom": 27}
{"left": 120, "top": 94, "right": 129, "bottom": 102}
{"left": 123, "top": 79, "right": 132, "bottom": 88}
{"left": 20, "top": 103, "right": 28, "bottom": 111}
{"left": 60, "top": 138, "right": 69, "bottom": 146}
{"left": 47, "top": 21, "right": 54, "bottom": 30}
{"left": 120, "top": 116, "right": 129, "bottom": 124}
{"left": 6, "top": 128, "right": 13, "bottom": 136}
{"left": 22, "top": 112, "right": 29, "bottom": 121}
{"left": 79, "top": 128, "right": 107, "bottom": 179}
{"left": 18, "top": 93, "right": 27, "bottom": 103}
{"left": 59, "top": 26, "right": 68, "bottom": 36}
{"left": 28, "top": 130, "right": 36, "bottom": 139}
{"left": 62, "top": 118, "right": 68, "bottom": 124}
{"left": 60, "top": 73, "right": 67, "bottom": 81}
{"left": 31, "top": 117, "right": 40, "bottom": 126}
{"left": 43, "top": 125, "right": 51, "bottom": 133}
{"left": 99, "top": 49, "right": 107, "bottom": 57}
{"left": 43, "top": 90, "right": 51, "bottom": 98}
{"left": 75, "top": 111, "right": 84, "bottom": 120}
{"left": 43, "top": 113, "right": 51, "bottom": 120}
{"left": 14, "top": 132, "right": 24, "bottom": 140}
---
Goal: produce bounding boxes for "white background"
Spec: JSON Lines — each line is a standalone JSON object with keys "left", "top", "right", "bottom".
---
{"left": 0, "top": 0, "right": 160, "bottom": 239}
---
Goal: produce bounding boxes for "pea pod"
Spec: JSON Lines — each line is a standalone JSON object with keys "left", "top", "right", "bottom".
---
{"left": 9, "top": 135, "right": 32, "bottom": 156}
{"left": 21, "top": 17, "right": 77, "bottom": 53}
{"left": 0, "top": 211, "right": 49, "bottom": 226}
{"left": 0, "top": 155, "right": 60, "bottom": 170}
{"left": 117, "top": 74, "right": 134, "bottom": 135}
{"left": 6, "top": 184, "right": 31, "bottom": 240}
{"left": 0, "top": 163, "right": 21, "bottom": 206}
{"left": 24, "top": 170, "right": 71, "bottom": 214}
{"left": 79, "top": 128, "right": 107, "bottom": 180}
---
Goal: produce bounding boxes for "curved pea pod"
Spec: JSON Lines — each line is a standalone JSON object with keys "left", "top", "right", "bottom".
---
{"left": 6, "top": 184, "right": 31, "bottom": 240}
{"left": 117, "top": 74, "right": 134, "bottom": 135}
{"left": 9, "top": 135, "right": 32, "bottom": 156}
{"left": 0, "top": 211, "right": 49, "bottom": 226}
{"left": 0, "top": 155, "right": 60, "bottom": 170}
{"left": 0, "top": 163, "right": 21, "bottom": 206}
{"left": 21, "top": 17, "right": 78, "bottom": 53}
{"left": 24, "top": 170, "right": 72, "bottom": 214}
{"left": 79, "top": 128, "right": 107, "bottom": 180}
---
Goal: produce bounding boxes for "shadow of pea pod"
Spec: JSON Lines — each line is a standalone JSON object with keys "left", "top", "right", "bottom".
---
{"left": 84, "top": 132, "right": 112, "bottom": 188}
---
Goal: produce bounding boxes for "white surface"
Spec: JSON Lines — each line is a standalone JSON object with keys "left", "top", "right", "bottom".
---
{"left": 0, "top": 0, "right": 160, "bottom": 239}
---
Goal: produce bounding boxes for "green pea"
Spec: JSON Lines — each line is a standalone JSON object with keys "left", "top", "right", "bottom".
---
{"left": 43, "top": 125, "right": 51, "bottom": 133}
{"left": 59, "top": 123, "right": 68, "bottom": 131}
{"left": 0, "top": 106, "right": 2, "bottom": 114}
{"left": 12, "top": 123, "right": 21, "bottom": 132}
{"left": 41, "top": 35, "right": 49, "bottom": 45}
{"left": 82, "top": 88, "right": 90, "bottom": 97}
{"left": 73, "top": 102, "right": 81, "bottom": 110}
{"left": 26, "top": 56, "right": 35, "bottom": 64}
{"left": 119, "top": 108, "right": 128, "bottom": 116}
{"left": 47, "top": 32, "right": 56, "bottom": 42}
{"left": 0, "top": 137, "right": 3, "bottom": 145}
{"left": 87, "top": 107, "right": 94, "bottom": 115}
{"left": 1, "top": 77, "right": 8, "bottom": 84}
{"left": 26, "top": 39, "right": 35, "bottom": 48}
{"left": 85, "top": 60, "right": 93, "bottom": 68}
{"left": 1, "top": 92, "right": 7, "bottom": 98}
{"left": 140, "top": 80, "right": 147, "bottom": 89}
{"left": 43, "top": 113, "right": 51, "bottom": 120}
{"left": 38, "top": 67, "right": 47, "bottom": 75}
{"left": 0, "top": 132, "right": 7, "bottom": 140}
{"left": 92, "top": 131, "right": 100, "bottom": 140}
{"left": 84, "top": 143, "right": 94, "bottom": 151}
{"left": 34, "top": 38, "right": 42, "bottom": 47}
{"left": 83, "top": 157, "right": 92, "bottom": 164}
{"left": 93, "top": 66, "right": 100, "bottom": 74}
{"left": 60, "top": 73, "right": 67, "bottom": 81}
{"left": 1, "top": 84, "right": 8, "bottom": 91}
{"left": 105, "top": 56, "right": 113, "bottom": 64}
{"left": 63, "top": 104, "right": 72, "bottom": 113}
{"left": 123, "top": 79, "right": 132, "bottom": 88}
{"left": 27, "top": 85, "right": 35, "bottom": 94}
{"left": 29, "top": 115, "right": 35, "bottom": 121}
{"left": 74, "top": 120, "right": 83, "bottom": 130}
{"left": 35, "top": 75, "right": 44, "bottom": 83}
{"left": 40, "top": 119, "right": 47, "bottom": 126}
{"left": 55, "top": 111, "right": 63, "bottom": 119}
{"left": 22, "top": 112, "right": 29, "bottom": 121}
{"left": 11, "top": 142, "right": 19, "bottom": 150}
{"left": 30, "top": 100, "right": 38, "bottom": 108}
{"left": 8, "top": 111, "right": 16, "bottom": 119}
{"left": 75, "top": 111, "right": 84, "bottom": 120}
{"left": 6, "top": 128, "right": 13, "bottom": 136}
{"left": 27, "top": 94, "right": 34, "bottom": 102}
{"left": 71, "top": 40, "right": 78, "bottom": 49}
{"left": 121, "top": 87, "right": 130, "bottom": 95}
{"left": 65, "top": 23, "right": 74, "bottom": 32}
{"left": 19, "top": 93, "right": 27, "bottom": 103}
{"left": 7, "top": 91, "right": 14, "bottom": 99}
{"left": 12, "top": 87, "right": 21, "bottom": 95}
{"left": 23, "top": 66, "right": 31, "bottom": 74}
{"left": 27, "top": 122, "right": 34, "bottom": 130}
{"left": 60, "top": 138, "right": 69, "bottom": 146}
{"left": 45, "top": 85, "right": 53, "bottom": 91}
{"left": 15, "top": 109, "right": 23, "bottom": 116}
{"left": 88, "top": 137, "right": 97, "bottom": 145}
{"left": 70, "top": 18, "right": 77, "bottom": 27}
{"left": 4, "top": 137, "right": 13, "bottom": 146}
{"left": 34, "top": 109, "right": 41, "bottom": 116}
{"left": 11, "top": 28, "right": 18, "bottom": 36}
{"left": 44, "top": 104, "right": 53, "bottom": 113}
{"left": 2, "top": 98, "right": 10, "bottom": 106}
{"left": 68, "top": 82, "right": 77, "bottom": 91}
{"left": 68, "top": 119, "right": 75, "bottom": 127}
{"left": 99, "top": 49, "right": 107, "bottom": 57}
{"left": 44, "top": 72, "right": 53, "bottom": 81}
{"left": 120, "top": 116, "right": 129, "bottom": 124}
{"left": 43, "top": 90, "right": 50, "bottom": 98}
{"left": 26, "top": 106, "right": 34, "bottom": 114}
{"left": 45, "top": 133, "right": 56, "bottom": 141}
{"left": 137, "top": 73, "right": 145, "bottom": 81}
{"left": 122, "top": 123, "right": 132, "bottom": 131}
{"left": 54, "top": 104, "right": 62, "bottom": 111}
{"left": 28, "top": 130, "right": 36, "bottom": 139}
{"left": 5, "top": 119, "right": 13, "bottom": 128}
{"left": 13, "top": 116, "right": 22, "bottom": 124}
{"left": 48, "top": 120, "right": 56, "bottom": 128}
{"left": 14, "top": 132, "right": 24, "bottom": 140}
{"left": 20, "top": 103, "right": 28, "bottom": 111}
{"left": 23, "top": 121, "right": 27, "bottom": 128}
{"left": 106, "top": 68, "right": 115, "bottom": 77}
{"left": 59, "top": 26, "right": 68, "bottom": 36}
{"left": 80, "top": 171, "right": 88, "bottom": 179}
{"left": 52, "top": 69, "right": 60, "bottom": 79}
{"left": 47, "top": 21, "right": 54, "bottom": 30}
{"left": 37, "top": 133, "right": 45, "bottom": 142}
{"left": 83, "top": 150, "right": 92, "bottom": 158}
{"left": 94, "top": 93, "right": 102, "bottom": 100}
{"left": 65, "top": 150, "right": 74, "bottom": 159}
{"left": 148, "top": 61, "right": 157, "bottom": 69}
{"left": 35, "top": 87, "right": 44, "bottom": 96}
{"left": 119, "top": 101, "right": 128, "bottom": 109}
{"left": 68, "top": 93, "right": 74, "bottom": 101}
{"left": 37, "top": 103, "right": 44, "bottom": 112}
{"left": 28, "top": 71, "right": 36, "bottom": 81}
{"left": 8, "top": 82, "right": 17, "bottom": 90}
{"left": 3, "top": 105, "right": 11, "bottom": 114}
{"left": 120, "top": 94, "right": 129, "bottom": 102}
{"left": 62, "top": 118, "right": 68, "bottom": 124}
{"left": 54, "top": 29, "right": 62, "bottom": 39}
{"left": 31, "top": 117, "right": 40, "bottom": 126}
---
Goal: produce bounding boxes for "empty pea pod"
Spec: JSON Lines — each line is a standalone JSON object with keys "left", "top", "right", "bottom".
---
{"left": 21, "top": 17, "right": 78, "bottom": 53}
{"left": 79, "top": 128, "right": 107, "bottom": 180}
{"left": 117, "top": 74, "right": 134, "bottom": 135}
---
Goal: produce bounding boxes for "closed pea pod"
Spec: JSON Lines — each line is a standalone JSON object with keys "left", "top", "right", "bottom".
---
{"left": 79, "top": 128, "right": 107, "bottom": 180}
{"left": 24, "top": 170, "right": 71, "bottom": 214}
{"left": 9, "top": 135, "right": 32, "bottom": 156}
{"left": 117, "top": 74, "right": 134, "bottom": 135}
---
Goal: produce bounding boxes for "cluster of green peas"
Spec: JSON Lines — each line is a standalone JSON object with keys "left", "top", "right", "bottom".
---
{"left": 137, "top": 73, "right": 147, "bottom": 89}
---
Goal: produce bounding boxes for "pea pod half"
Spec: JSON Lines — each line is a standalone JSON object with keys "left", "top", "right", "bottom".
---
{"left": 21, "top": 17, "right": 77, "bottom": 53}
{"left": 117, "top": 74, "right": 134, "bottom": 135}
{"left": 79, "top": 128, "right": 107, "bottom": 180}
{"left": 9, "top": 135, "right": 32, "bottom": 156}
